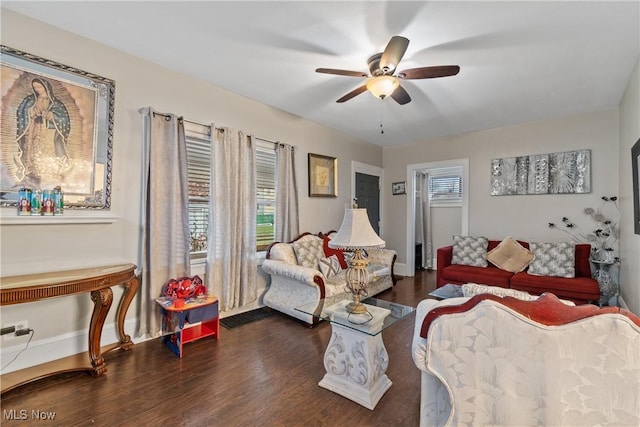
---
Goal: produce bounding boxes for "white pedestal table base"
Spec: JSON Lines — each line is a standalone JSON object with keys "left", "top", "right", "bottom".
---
{"left": 319, "top": 311, "right": 392, "bottom": 410}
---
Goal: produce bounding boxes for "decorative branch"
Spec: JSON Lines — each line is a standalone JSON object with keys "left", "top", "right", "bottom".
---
{"left": 548, "top": 196, "right": 620, "bottom": 263}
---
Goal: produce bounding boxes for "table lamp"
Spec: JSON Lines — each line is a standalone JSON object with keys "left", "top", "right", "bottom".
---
{"left": 329, "top": 208, "right": 385, "bottom": 314}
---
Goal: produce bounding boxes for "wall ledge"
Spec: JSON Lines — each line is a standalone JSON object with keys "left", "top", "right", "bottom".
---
{"left": 0, "top": 215, "right": 118, "bottom": 225}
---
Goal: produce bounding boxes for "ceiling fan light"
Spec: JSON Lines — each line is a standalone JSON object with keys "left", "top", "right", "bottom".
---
{"left": 366, "top": 75, "right": 399, "bottom": 99}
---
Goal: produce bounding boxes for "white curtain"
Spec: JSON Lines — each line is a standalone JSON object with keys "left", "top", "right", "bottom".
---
{"left": 205, "top": 127, "right": 257, "bottom": 311}
{"left": 419, "top": 172, "right": 433, "bottom": 269}
{"left": 275, "top": 143, "right": 299, "bottom": 242}
{"left": 138, "top": 107, "right": 190, "bottom": 337}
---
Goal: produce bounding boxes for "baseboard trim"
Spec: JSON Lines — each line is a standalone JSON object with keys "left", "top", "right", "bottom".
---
{"left": 395, "top": 262, "right": 410, "bottom": 276}
{"left": 0, "top": 318, "right": 138, "bottom": 374}
{"left": 0, "top": 300, "right": 270, "bottom": 375}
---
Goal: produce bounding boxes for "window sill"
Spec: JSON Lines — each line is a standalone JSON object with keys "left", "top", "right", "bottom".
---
{"left": 430, "top": 202, "right": 463, "bottom": 208}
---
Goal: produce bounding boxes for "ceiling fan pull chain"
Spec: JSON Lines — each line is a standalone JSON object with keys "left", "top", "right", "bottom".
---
{"left": 380, "top": 100, "right": 384, "bottom": 134}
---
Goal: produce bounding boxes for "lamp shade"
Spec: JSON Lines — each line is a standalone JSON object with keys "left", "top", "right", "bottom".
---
{"left": 366, "top": 75, "right": 400, "bottom": 99}
{"left": 328, "top": 209, "right": 385, "bottom": 250}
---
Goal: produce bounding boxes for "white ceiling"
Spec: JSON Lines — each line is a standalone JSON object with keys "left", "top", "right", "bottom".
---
{"left": 4, "top": 1, "right": 639, "bottom": 147}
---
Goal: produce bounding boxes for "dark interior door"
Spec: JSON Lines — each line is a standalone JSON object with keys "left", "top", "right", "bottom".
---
{"left": 355, "top": 172, "right": 380, "bottom": 234}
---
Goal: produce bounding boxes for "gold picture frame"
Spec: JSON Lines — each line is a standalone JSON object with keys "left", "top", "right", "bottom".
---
{"left": 308, "top": 153, "right": 337, "bottom": 197}
{"left": 0, "top": 45, "right": 115, "bottom": 210}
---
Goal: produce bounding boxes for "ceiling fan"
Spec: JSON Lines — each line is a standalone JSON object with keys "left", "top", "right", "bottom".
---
{"left": 316, "top": 36, "right": 460, "bottom": 105}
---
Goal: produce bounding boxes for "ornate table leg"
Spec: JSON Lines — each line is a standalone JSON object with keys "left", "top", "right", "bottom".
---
{"left": 319, "top": 324, "right": 392, "bottom": 410}
{"left": 114, "top": 275, "right": 140, "bottom": 350}
{"left": 89, "top": 287, "right": 113, "bottom": 376}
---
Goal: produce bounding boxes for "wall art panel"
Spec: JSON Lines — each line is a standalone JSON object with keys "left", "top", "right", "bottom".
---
{"left": 491, "top": 150, "right": 590, "bottom": 196}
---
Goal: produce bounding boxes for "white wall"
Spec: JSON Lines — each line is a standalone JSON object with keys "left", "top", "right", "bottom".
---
{"left": 432, "top": 206, "right": 462, "bottom": 256}
{"left": 413, "top": 202, "right": 461, "bottom": 268}
{"left": 0, "top": 10, "right": 383, "bottom": 371}
{"left": 414, "top": 179, "right": 462, "bottom": 269}
{"left": 618, "top": 58, "right": 640, "bottom": 314}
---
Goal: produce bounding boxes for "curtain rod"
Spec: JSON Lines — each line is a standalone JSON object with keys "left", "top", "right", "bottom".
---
{"left": 152, "top": 111, "right": 287, "bottom": 147}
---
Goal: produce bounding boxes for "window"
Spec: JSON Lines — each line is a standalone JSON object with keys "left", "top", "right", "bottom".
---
{"left": 185, "top": 123, "right": 211, "bottom": 256}
{"left": 255, "top": 140, "right": 276, "bottom": 251}
{"left": 184, "top": 122, "right": 278, "bottom": 256}
{"left": 428, "top": 167, "right": 463, "bottom": 204}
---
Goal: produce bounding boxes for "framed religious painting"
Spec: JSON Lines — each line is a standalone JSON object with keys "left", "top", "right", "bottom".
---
{"left": 0, "top": 45, "right": 115, "bottom": 210}
{"left": 308, "top": 153, "right": 337, "bottom": 197}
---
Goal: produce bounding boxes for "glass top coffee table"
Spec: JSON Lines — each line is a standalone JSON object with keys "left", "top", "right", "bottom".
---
{"left": 297, "top": 297, "right": 414, "bottom": 335}
{"left": 428, "top": 283, "right": 464, "bottom": 300}
{"left": 296, "top": 298, "right": 415, "bottom": 410}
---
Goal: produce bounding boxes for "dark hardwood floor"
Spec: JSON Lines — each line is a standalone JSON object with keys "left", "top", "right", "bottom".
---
{"left": 1, "top": 270, "right": 437, "bottom": 427}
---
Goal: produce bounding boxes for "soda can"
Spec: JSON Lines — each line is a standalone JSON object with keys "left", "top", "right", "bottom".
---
{"left": 31, "top": 190, "right": 42, "bottom": 216}
{"left": 53, "top": 186, "right": 64, "bottom": 215}
{"left": 42, "top": 190, "right": 55, "bottom": 215}
{"left": 17, "top": 188, "right": 31, "bottom": 215}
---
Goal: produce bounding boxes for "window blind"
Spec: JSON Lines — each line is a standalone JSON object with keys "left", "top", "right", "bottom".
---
{"left": 429, "top": 172, "right": 463, "bottom": 202}
{"left": 256, "top": 141, "right": 276, "bottom": 250}
{"left": 184, "top": 126, "right": 279, "bottom": 255}
{"left": 185, "top": 126, "right": 211, "bottom": 255}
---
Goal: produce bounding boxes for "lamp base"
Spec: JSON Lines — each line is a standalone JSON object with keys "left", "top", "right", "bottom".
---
{"left": 344, "top": 248, "right": 370, "bottom": 315}
{"left": 346, "top": 301, "right": 368, "bottom": 315}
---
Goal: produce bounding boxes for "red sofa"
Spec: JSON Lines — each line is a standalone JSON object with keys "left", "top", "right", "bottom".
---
{"left": 436, "top": 241, "right": 600, "bottom": 304}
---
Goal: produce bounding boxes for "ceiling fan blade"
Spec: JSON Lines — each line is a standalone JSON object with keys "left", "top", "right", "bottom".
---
{"left": 397, "top": 65, "right": 460, "bottom": 80}
{"left": 336, "top": 85, "right": 368, "bottom": 103}
{"left": 390, "top": 85, "right": 411, "bottom": 105}
{"left": 316, "top": 68, "right": 367, "bottom": 77}
{"left": 380, "top": 36, "right": 409, "bottom": 74}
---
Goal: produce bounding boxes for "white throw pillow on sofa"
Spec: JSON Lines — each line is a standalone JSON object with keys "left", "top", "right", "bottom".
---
{"left": 452, "top": 235, "right": 489, "bottom": 267}
{"left": 292, "top": 235, "right": 324, "bottom": 269}
{"left": 462, "top": 283, "right": 536, "bottom": 301}
{"left": 318, "top": 255, "right": 341, "bottom": 278}
{"left": 528, "top": 242, "right": 575, "bottom": 278}
{"left": 462, "top": 283, "right": 576, "bottom": 306}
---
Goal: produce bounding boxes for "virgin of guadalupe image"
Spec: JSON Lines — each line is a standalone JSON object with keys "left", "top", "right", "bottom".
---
{"left": 14, "top": 77, "right": 71, "bottom": 186}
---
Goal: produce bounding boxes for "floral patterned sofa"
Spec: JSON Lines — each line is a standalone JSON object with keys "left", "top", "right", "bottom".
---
{"left": 412, "top": 292, "right": 640, "bottom": 427}
{"left": 262, "top": 232, "right": 397, "bottom": 325}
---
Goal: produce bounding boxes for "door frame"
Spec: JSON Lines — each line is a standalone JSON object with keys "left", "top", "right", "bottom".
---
{"left": 352, "top": 161, "right": 384, "bottom": 237}
{"left": 405, "top": 158, "right": 469, "bottom": 275}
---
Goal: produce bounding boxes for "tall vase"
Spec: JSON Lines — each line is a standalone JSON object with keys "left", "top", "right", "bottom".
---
{"left": 591, "top": 260, "right": 617, "bottom": 306}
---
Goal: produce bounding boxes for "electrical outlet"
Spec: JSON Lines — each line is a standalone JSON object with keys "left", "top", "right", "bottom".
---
{"left": 2, "top": 320, "right": 28, "bottom": 341}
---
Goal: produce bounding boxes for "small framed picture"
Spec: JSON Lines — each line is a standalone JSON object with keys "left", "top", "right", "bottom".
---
{"left": 392, "top": 181, "right": 406, "bottom": 195}
{"left": 308, "top": 153, "right": 337, "bottom": 197}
